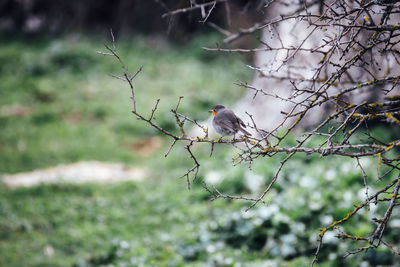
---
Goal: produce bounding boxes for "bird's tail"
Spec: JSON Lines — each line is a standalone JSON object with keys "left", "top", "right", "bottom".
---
{"left": 239, "top": 127, "right": 252, "bottom": 136}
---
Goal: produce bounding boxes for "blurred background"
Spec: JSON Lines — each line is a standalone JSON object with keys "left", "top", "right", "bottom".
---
{"left": 0, "top": 1, "right": 398, "bottom": 266}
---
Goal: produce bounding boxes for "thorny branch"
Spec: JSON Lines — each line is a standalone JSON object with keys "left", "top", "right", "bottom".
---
{"left": 101, "top": 0, "right": 400, "bottom": 264}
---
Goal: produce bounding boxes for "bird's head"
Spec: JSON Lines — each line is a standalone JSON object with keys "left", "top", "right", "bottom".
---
{"left": 209, "top": 104, "right": 225, "bottom": 116}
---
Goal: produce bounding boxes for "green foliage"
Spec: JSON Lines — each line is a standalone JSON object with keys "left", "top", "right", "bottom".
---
{"left": 1, "top": 36, "right": 399, "bottom": 266}
{"left": 0, "top": 35, "right": 250, "bottom": 174}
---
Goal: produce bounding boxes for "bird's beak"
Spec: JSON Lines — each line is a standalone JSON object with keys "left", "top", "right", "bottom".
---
{"left": 208, "top": 110, "right": 212, "bottom": 113}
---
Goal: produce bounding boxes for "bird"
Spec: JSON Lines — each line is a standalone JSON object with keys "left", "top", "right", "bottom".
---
{"left": 209, "top": 104, "right": 252, "bottom": 137}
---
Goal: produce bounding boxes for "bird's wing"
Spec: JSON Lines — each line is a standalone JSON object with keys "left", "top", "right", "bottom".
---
{"left": 224, "top": 109, "right": 247, "bottom": 128}
{"left": 215, "top": 110, "right": 237, "bottom": 131}
{"left": 228, "top": 110, "right": 251, "bottom": 135}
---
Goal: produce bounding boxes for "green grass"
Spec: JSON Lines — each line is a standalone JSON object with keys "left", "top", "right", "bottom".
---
{"left": 1, "top": 151, "right": 397, "bottom": 266}
{"left": 0, "top": 34, "right": 250, "bottom": 174}
{"left": 0, "top": 35, "right": 399, "bottom": 267}
{"left": 0, "top": 181, "right": 225, "bottom": 266}
{"left": 0, "top": 34, "right": 253, "bottom": 266}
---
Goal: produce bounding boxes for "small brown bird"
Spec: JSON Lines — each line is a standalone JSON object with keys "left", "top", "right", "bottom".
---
{"left": 209, "top": 104, "right": 252, "bottom": 137}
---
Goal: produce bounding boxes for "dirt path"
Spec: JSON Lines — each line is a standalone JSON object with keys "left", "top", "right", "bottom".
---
{"left": 1, "top": 161, "right": 148, "bottom": 188}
